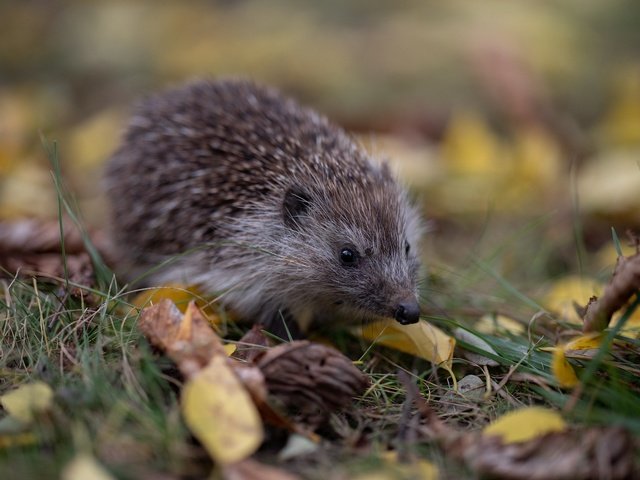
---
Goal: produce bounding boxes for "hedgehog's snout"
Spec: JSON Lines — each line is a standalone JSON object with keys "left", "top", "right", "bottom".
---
{"left": 393, "top": 297, "right": 420, "bottom": 325}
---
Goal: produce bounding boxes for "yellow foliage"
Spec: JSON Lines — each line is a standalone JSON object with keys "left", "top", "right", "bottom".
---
{"left": 543, "top": 276, "right": 602, "bottom": 324}
{"left": 0, "top": 381, "right": 53, "bottom": 424}
{"left": 475, "top": 314, "right": 525, "bottom": 335}
{"left": 600, "top": 68, "right": 640, "bottom": 146}
{"left": 181, "top": 355, "right": 263, "bottom": 465}
{"left": 440, "top": 110, "right": 505, "bottom": 176}
{"left": 551, "top": 347, "right": 579, "bottom": 388}
{"left": 551, "top": 333, "right": 602, "bottom": 388}
{"left": 359, "top": 319, "right": 455, "bottom": 370}
{"left": 483, "top": 406, "right": 566, "bottom": 443}
{"left": 67, "top": 109, "right": 124, "bottom": 169}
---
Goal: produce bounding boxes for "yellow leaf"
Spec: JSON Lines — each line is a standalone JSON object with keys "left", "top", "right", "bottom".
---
{"left": 612, "top": 309, "right": 640, "bottom": 339}
{"left": 551, "top": 347, "right": 579, "bottom": 388}
{"left": 181, "top": 355, "right": 263, "bottom": 465}
{"left": 441, "top": 110, "right": 505, "bottom": 176}
{"left": 62, "top": 453, "right": 116, "bottom": 480}
{"left": 360, "top": 319, "right": 455, "bottom": 369}
{"left": 483, "top": 407, "right": 566, "bottom": 443}
{"left": 66, "top": 109, "right": 124, "bottom": 169}
{"left": 475, "top": 314, "right": 525, "bottom": 335}
{"left": 378, "top": 451, "right": 439, "bottom": 480}
{"left": 0, "top": 381, "right": 53, "bottom": 424}
{"left": 600, "top": 68, "right": 640, "bottom": 146}
{"left": 223, "top": 344, "right": 237, "bottom": 356}
{"left": 564, "top": 332, "right": 603, "bottom": 357}
{"left": 543, "top": 276, "right": 602, "bottom": 324}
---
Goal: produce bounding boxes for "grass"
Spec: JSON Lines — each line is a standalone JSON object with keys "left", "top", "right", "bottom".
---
{"left": 1, "top": 147, "right": 639, "bottom": 478}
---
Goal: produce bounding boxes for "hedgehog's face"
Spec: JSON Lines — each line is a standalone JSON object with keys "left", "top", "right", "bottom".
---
{"left": 282, "top": 181, "right": 422, "bottom": 325}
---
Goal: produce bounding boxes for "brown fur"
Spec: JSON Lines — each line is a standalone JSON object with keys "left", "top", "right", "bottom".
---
{"left": 105, "top": 79, "right": 422, "bottom": 329}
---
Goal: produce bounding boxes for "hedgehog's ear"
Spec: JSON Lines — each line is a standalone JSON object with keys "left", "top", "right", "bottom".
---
{"left": 283, "top": 186, "right": 311, "bottom": 229}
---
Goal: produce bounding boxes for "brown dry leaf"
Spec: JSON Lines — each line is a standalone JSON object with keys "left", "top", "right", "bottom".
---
{"left": 0, "top": 219, "right": 113, "bottom": 299}
{"left": 131, "top": 284, "right": 221, "bottom": 322}
{"left": 138, "top": 300, "right": 226, "bottom": 377}
{"left": 257, "top": 341, "right": 369, "bottom": 424}
{"left": 181, "top": 355, "right": 263, "bottom": 465}
{"left": 233, "top": 324, "right": 271, "bottom": 362}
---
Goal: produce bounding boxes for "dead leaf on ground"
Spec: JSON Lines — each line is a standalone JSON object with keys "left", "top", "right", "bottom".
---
{"left": 138, "top": 299, "right": 227, "bottom": 378}
{"left": 0, "top": 380, "right": 54, "bottom": 424}
{"left": 358, "top": 319, "right": 455, "bottom": 370}
{"left": 182, "top": 355, "right": 264, "bottom": 465}
{"left": 398, "top": 371, "right": 638, "bottom": 479}
{"left": 0, "top": 218, "right": 113, "bottom": 300}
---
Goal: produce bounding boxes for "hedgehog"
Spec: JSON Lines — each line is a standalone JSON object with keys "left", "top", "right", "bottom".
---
{"left": 104, "top": 79, "right": 423, "bottom": 333}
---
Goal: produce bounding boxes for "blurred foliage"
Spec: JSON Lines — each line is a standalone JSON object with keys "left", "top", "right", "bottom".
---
{"left": 0, "top": 0, "right": 639, "bottom": 269}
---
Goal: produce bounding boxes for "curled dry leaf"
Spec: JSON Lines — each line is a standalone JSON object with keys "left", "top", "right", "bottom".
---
{"left": 583, "top": 253, "right": 640, "bottom": 332}
{"left": 257, "top": 341, "right": 369, "bottom": 421}
{"left": 234, "top": 323, "right": 271, "bottom": 363}
{"left": 138, "top": 299, "right": 227, "bottom": 378}
{"left": 0, "top": 219, "right": 114, "bottom": 300}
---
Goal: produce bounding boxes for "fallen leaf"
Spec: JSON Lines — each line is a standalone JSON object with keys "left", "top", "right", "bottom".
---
{"left": 600, "top": 68, "right": 640, "bottom": 146}
{"left": 0, "top": 381, "right": 53, "bottom": 424}
{"left": 138, "top": 300, "right": 226, "bottom": 377}
{"left": 483, "top": 407, "right": 566, "bottom": 444}
{"left": 132, "top": 284, "right": 219, "bottom": 320}
{"left": 181, "top": 355, "right": 263, "bottom": 465}
{"left": 551, "top": 332, "right": 603, "bottom": 388}
{"left": 61, "top": 453, "right": 116, "bottom": 480}
{"left": 379, "top": 451, "right": 439, "bottom": 480}
{"left": 543, "top": 276, "right": 602, "bottom": 324}
{"left": 551, "top": 348, "right": 579, "bottom": 388}
{"left": 475, "top": 314, "right": 525, "bottom": 335}
{"left": 360, "top": 319, "right": 455, "bottom": 369}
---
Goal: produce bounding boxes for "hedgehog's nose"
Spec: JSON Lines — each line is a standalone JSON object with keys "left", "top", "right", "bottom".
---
{"left": 394, "top": 299, "right": 420, "bottom": 325}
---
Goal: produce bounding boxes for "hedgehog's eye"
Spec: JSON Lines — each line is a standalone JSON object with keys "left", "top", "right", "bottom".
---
{"left": 405, "top": 241, "right": 411, "bottom": 257}
{"left": 339, "top": 247, "right": 359, "bottom": 267}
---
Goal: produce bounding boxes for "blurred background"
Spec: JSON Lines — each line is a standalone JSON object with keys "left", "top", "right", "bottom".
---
{"left": 1, "top": 0, "right": 639, "bottom": 300}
